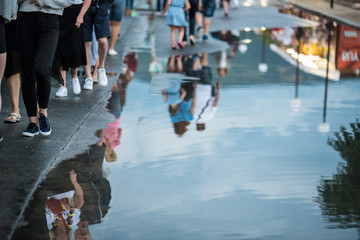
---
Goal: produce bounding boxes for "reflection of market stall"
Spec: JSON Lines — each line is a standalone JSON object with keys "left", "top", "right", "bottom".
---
{"left": 269, "top": 7, "right": 360, "bottom": 80}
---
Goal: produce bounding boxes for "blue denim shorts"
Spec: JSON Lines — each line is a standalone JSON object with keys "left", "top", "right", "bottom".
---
{"left": 83, "top": 2, "right": 111, "bottom": 42}
{"left": 202, "top": 0, "right": 216, "bottom": 18}
{"left": 110, "top": 0, "right": 126, "bottom": 22}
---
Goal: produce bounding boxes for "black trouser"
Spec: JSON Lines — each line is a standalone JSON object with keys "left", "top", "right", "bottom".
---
{"left": 189, "top": 0, "right": 198, "bottom": 36}
{"left": 0, "top": 17, "right": 6, "bottom": 54}
{"left": 17, "top": 12, "right": 59, "bottom": 117}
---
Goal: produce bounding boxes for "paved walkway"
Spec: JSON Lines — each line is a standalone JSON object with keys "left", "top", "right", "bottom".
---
{"left": 285, "top": 0, "right": 360, "bottom": 30}
{"left": 0, "top": 15, "right": 147, "bottom": 240}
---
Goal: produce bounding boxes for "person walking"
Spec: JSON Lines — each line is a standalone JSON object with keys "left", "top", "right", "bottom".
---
{"left": 54, "top": 0, "right": 91, "bottom": 98}
{"left": 4, "top": 20, "right": 22, "bottom": 124}
{"left": 17, "top": 0, "right": 74, "bottom": 137}
{"left": 0, "top": 0, "right": 18, "bottom": 141}
{"left": 82, "top": 0, "right": 112, "bottom": 91}
{"left": 108, "top": 0, "right": 126, "bottom": 56}
{"left": 195, "top": 0, "right": 215, "bottom": 42}
{"left": 187, "top": 0, "right": 198, "bottom": 45}
{"left": 162, "top": 0, "right": 191, "bottom": 49}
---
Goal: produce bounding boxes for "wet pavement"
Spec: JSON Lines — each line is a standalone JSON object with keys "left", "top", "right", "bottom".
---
{"left": 2, "top": 0, "right": 360, "bottom": 239}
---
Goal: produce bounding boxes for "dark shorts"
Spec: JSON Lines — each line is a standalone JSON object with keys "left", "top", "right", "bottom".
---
{"left": 83, "top": 2, "right": 111, "bottom": 42}
{"left": 200, "top": 66, "right": 213, "bottom": 85}
{"left": 110, "top": 0, "right": 126, "bottom": 22}
{"left": 0, "top": 17, "right": 6, "bottom": 54}
{"left": 201, "top": 0, "right": 216, "bottom": 18}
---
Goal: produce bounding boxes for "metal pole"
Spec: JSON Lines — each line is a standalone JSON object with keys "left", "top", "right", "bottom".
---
{"left": 295, "top": 28, "right": 302, "bottom": 99}
{"left": 261, "top": 30, "right": 266, "bottom": 63}
{"left": 323, "top": 22, "right": 332, "bottom": 123}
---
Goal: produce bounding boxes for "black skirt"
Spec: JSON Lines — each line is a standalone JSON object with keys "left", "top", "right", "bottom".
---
{"left": 5, "top": 20, "right": 21, "bottom": 77}
{"left": 52, "top": 4, "right": 87, "bottom": 84}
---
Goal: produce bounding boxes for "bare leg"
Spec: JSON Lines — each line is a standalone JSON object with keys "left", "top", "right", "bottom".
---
{"left": 84, "top": 41, "right": 93, "bottom": 79}
{"left": 170, "top": 26, "right": 176, "bottom": 45}
{"left": 109, "top": 21, "right": 121, "bottom": 51}
{"left": 6, "top": 73, "right": 21, "bottom": 117}
{"left": 203, "top": 17, "right": 211, "bottom": 36}
{"left": 223, "top": 1, "right": 229, "bottom": 16}
{"left": 176, "top": 55, "right": 183, "bottom": 73}
{"left": 168, "top": 55, "right": 176, "bottom": 72}
{"left": 71, "top": 68, "right": 78, "bottom": 79}
{"left": 201, "top": 52, "right": 208, "bottom": 66}
{"left": 195, "top": 12, "right": 203, "bottom": 28}
{"left": 193, "top": 54, "right": 201, "bottom": 70}
{"left": 178, "top": 27, "right": 184, "bottom": 43}
{"left": 60, "top": 66, "right": 67, "bottom": 87}
{"left": 0, "top": 52, "right": 6, "bottom": 112}
{"left": 93, "top": 58, "right": 99, "bottom": 82}
{"left": 97, "top": 37, "right": 108, "bottom": 68}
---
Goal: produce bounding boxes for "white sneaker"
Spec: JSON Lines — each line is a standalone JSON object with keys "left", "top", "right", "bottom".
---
{"left": 108, "top": 49, "right": 118, "bottom": 56}
{"left": 83, "top": 78, "right": 93, "bottom": 90}
{"left": 55, "top": 86, "right": 68, "bottom": 97}
{"left": 72, "top": 77, "right": 81, "bottom": 94}
{"left": 98, "top": 68, "right": 108, "bottom": 86}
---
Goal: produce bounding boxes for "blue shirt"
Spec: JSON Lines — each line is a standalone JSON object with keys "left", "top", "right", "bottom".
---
{"left": 170, "top": 101, "right": 193, "bottom": 123}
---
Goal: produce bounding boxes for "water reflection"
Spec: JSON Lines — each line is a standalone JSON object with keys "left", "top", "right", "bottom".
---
{"left": 153, "top": 52, "right": 221, "bottom": 136}
{"left": 212, "top": 30, "right": 240, "bottom": 78}
{"left": 316, "top": 119, "right": 360, "bottom": 235}
{"left": 46, "top": 170, "right": 83, "bottom": 240}
{"left": 12, "top": 135, "right": 111, "bottom": 240}
{"left": 12, "top": 53, "right": 137, "bottom": 240}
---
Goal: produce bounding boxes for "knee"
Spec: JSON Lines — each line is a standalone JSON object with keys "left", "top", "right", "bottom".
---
{"left": 111, "top": 21, "right": 121, "bottom": 27}
{"left": 98, "top": 38, "right": 108, "bottom": 46}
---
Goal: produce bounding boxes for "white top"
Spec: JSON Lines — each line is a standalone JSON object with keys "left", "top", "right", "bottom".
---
{"left": 45, "top": 190, "right": 81, "bottom": 230}
{"left": 194, "top": 84, "right": 217, "bottom": 123}
{"left": 73, "top": 0, "right": 84, "bottom": 4}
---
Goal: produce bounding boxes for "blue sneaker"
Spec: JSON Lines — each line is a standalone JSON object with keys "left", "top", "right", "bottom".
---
{"left": 38, "top": 114, "right": 52, "bottom": 136}
{"left": 202, "top": 35, "right": 208, "bottom": 42}
{"left": 23, "top": 123, "right": 39, "bottom": 137}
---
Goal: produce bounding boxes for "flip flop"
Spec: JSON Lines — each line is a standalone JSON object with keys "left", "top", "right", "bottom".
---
{"left": 4, "top": 113, "right": 21, "bottom": 123}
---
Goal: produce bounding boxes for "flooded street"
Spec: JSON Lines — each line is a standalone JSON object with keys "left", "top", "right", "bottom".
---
{"left": 11, "top": 4, "right": 360, "bottom": 240}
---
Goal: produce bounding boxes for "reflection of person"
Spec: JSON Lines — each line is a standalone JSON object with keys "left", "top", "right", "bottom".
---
{"left": 192, "top": 53, "right": 220, "bottom": 131}
{"left": 12, "top": 139, "right": 112, "bottom": 239}
{"left": 167, "top": 55, "right": 183, "bottom": 73}
{"left": 162, "top": 81, "right": 187, "bottom": 114}
{"left": 74, "top": 142, "right": 112, "bottom": 237}
{"left": 212, "top": 30, "right": 240, "bottom": 78}
{"left": 97, "top": 56, "right": 135, "bottom": 161}
{"left": 45, "top": 170, "right": 84, "bottom": 240}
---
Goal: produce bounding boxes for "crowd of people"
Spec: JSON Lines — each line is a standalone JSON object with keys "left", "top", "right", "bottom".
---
{"left": 0, "top": 0, "right": 130, "bottom": 141}
{"left": 0, "top": 0, "right": 238, "bottom": 142}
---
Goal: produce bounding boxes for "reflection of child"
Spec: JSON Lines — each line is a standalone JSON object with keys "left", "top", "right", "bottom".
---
{"left": 45, "top": 170, "right": 84, "bottom": 240}
{"left": 162, "top": 0, "right": 190, "bottom": 49}
{"left": 162, "top": 81, "right": 187, "bottom": 115}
